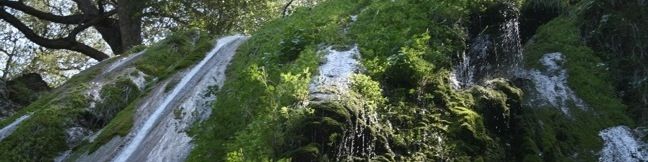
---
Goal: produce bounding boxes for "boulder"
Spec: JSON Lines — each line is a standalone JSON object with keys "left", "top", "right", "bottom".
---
{"left": 6, "top": 73, "right": 51, "bottom": 106}
{"left": 0, "top": 73, "right": 51, "bottom": 118}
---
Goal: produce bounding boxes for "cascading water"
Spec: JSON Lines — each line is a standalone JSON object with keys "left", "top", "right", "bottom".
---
{"left": 311, "top": 45, "right": 375, "bottom": 160}
{"left": 524, "top": 52, "right": 586, "bottom": 115}
{"left": 335, "top": 102, "right": 383, "bottom": 161}
{"left": 599, "top": 126, "right": 648, "bottom": 162}
{"left": 309, "top": 46, "right": 362, "bottom": 104}
{"left": 137, "top": 35, "right": 247, "bottom": 161}
{"left": 103, "top": 51, "right": 145, "bottom": 75}
{"left": 454, "top": 35, "right": 493, "bottom": 87}
{"left": 0, "top": 114, "right": 30, "bottom": 141}
{"left": 453, "top": 2, "right": 523, "bottom": 88}
{"left": 307, "top": 45, "right": 393, "bottom": 160}
{"left": 111, "top": 35, "right": 247, "bottom": 162}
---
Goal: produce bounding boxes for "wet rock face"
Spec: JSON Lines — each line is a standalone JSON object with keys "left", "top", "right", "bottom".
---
{"left": 309, "top": 46, "right": 362, "bottom": 104}
{"left": 288, "top": 46, "right": 392, "bottom": 161}
{"left": 104, "top": 35, "right": 248, "bottom": 162}
{"left": 599, "top": 126, "right": 648, "bottom": 162}
{"left": 66, "top": 127, "right": 92, "bottom": 148}
{"left": 456, "top": 2, "right": 523, "bottom": 87}
{"left": 472, "top": 79, "right": 523, "bottom": 138}
{"left": 525, "top": 53, "right": 586, "bottom": 115}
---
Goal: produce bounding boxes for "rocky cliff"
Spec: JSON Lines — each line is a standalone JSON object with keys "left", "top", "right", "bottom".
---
{"left": 0, "top": 0, "right": 646, "bottom": 161}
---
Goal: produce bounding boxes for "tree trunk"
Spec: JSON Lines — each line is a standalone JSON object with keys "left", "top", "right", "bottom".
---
{"left": 117, "top": 0, "right": 145, "bottom": 52}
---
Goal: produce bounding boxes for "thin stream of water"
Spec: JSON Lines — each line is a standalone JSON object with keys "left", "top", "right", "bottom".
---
{"left": 113, "top": 35, "right": 246, "bottom": 162}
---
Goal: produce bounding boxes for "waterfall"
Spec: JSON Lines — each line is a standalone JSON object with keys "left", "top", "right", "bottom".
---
{"left": 453, "top": 2, "right": 523, "bottom": 88}
{"left": 309, "top": 45, "right": 362, "bottom": 104}
{"left": 454, "top": 35, "right": 493, "bottom": 87}
{"left": 307, "top": 45, "right": 393, "bottom": 160}
{"left": 113, "top": 35, "right": 247, "bottom": 162}
{"left": 599, "top": 126, "right": 648, "bottom": 162}
{"left": 103, "top": 51, "right": 145, "bottom": 75}
{"left": 0, "top": 114, "right": 30, "bottom": 141}
{"left": 335, "top": 103, "right": 381, "bottom": 161}
{"left": 525, "top": 53, "right": 586, "bottom": 115}
{"left": 308, "top": 45, "right": 372, "bottom": 160}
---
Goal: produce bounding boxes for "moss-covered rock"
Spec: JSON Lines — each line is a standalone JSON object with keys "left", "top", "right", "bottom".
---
{"left": 0, "top": 29, "right": 217, "bottom": 161}
{"left": 6, "top": 73, "right": 51, "bottom": 106}
{"left": 187, "top": 0, "right": 641, "bottom": 162}
{"left": 471, "top": 79, "right": 523, "bottom": 138}
{"left": 580, "top": 0, "right": 648, "bottom": 126}
{"left": 0, "top": 73, "right": 51, "bottom": 118}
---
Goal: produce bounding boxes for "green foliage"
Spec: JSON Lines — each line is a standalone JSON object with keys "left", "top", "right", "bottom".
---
{"left": 580, "top": 0, "right": 648, "bottom": 126}
{"left": 135, "top": 30, "right": 214, "bottom": 79}
{"left": 188, "top": 0, "right": 533, "bottom": 161}
{"left": 282, "top": 74, "right": 392, "bottom": 161}
{"left": 525, "top": 17, "right": 629, "bottom": 121}
{"left": 188, "top": 1, "right": 363, "bottom": 161}
{"left": 384, "top": 33, "right": 436, "bottom": 90}
{"left": 522, "top": 0, "right": 569, "bottom": 13}
{"left": 519, "top": 15, "right": 633, "bottom": 161}
{"left": 0, "top": 109, "right": 68, "bottom": 161}
{"left": 5, "top": 81, "right": 42, "bottom": 105}
{"left": 350, "top": 74, "right": 386, "bottom": 105}
{"left": 350, "top": 0, "right": 439, "bottom": 77}
{"left": 87, "top": 99, "right": 138, "bottom": 153}
{"left": 91, "top": 79, "right": 141, "bottom": 128}
{"left": 0, "top": 76, "right": 142, "bottom": 160}
{"left": 0, "top": 61, "right": 104, "bottom": 129}
{"left": 0, "top": 85, "right": 88, "bottom": 160}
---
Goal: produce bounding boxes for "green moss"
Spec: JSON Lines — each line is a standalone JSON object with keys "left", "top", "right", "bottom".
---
{"left": 0, "top": 77, "right": 142, "bottom": 160}
{"left": 189, "top": 0, "right": 523, "bottom": 161}
{"left": 0, "top": 33, "right": 158, "bottom": 160}
{"left": 173, "top": 108, "right": 183, "bottom": 120}
{"left": 188, "top": 0, "right": 363, "bottom": 161}
{"left": 187, "top": 0, "right": 630, "bottom": 161}
{"left": 87, "top": 99, "right": 138, "bottom": 153}
{"left": 525, "top": 16, "right": 630, "bottom": 124}
{"left": 0, "top": 57, "right": 109, "bottom": 130}
{"left": 93, "top": 79, "right": 140, "bottom": 126}
{"left": 6, "top": 81, "right": 40, "bottom": 105}
{"left": 0, "top": 109, "right": 68, "bottom": 161}
{"left": 135, "top": 30, "right": 214, "bottom": 79}
{"left": 471, "top": 79, "right": 522, "bottom": 137}
{"left": 580, "top": 0, "right": 648, "bottom": 126}
{"left": 518, "top": 15, "right": 633, "bottom": 161}
{"left": 164, "top": 78, "right": 181, "bottom": 93}
{"left": 0, "top": 85, "right": 88, "bottom": 160}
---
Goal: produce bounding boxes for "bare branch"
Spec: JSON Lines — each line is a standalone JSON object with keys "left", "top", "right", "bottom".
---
{"left": 283, "top": 0, "right": 295, "bottom": 17}
{"left": 67, "top": 9, "right": 117, "bottom": 39}
{"left": 0, "top": 0, "right": 86, "bottom": 24}
{"left": 0, "top": 8, "right": 109, "bottom": 60}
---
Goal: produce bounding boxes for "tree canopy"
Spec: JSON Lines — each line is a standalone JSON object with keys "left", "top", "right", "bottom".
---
{"left": 0, "top": 0, "right": 307, "bottom": 85}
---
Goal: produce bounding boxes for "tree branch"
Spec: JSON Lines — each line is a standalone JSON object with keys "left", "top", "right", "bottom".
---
{"left": 0, "top": 0, "right": 86, "bottom": 24}
{"left": 0, "top": 8, "right": 109, "bottom": 61}
{"left": 67, "top": 9, "right": 117, "bottom": 39}
{"left": 282, "top": 0, "right": 295, "bottom": 17}
{"left": 72, "top": 0, "right": 99, "bottom": 15}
